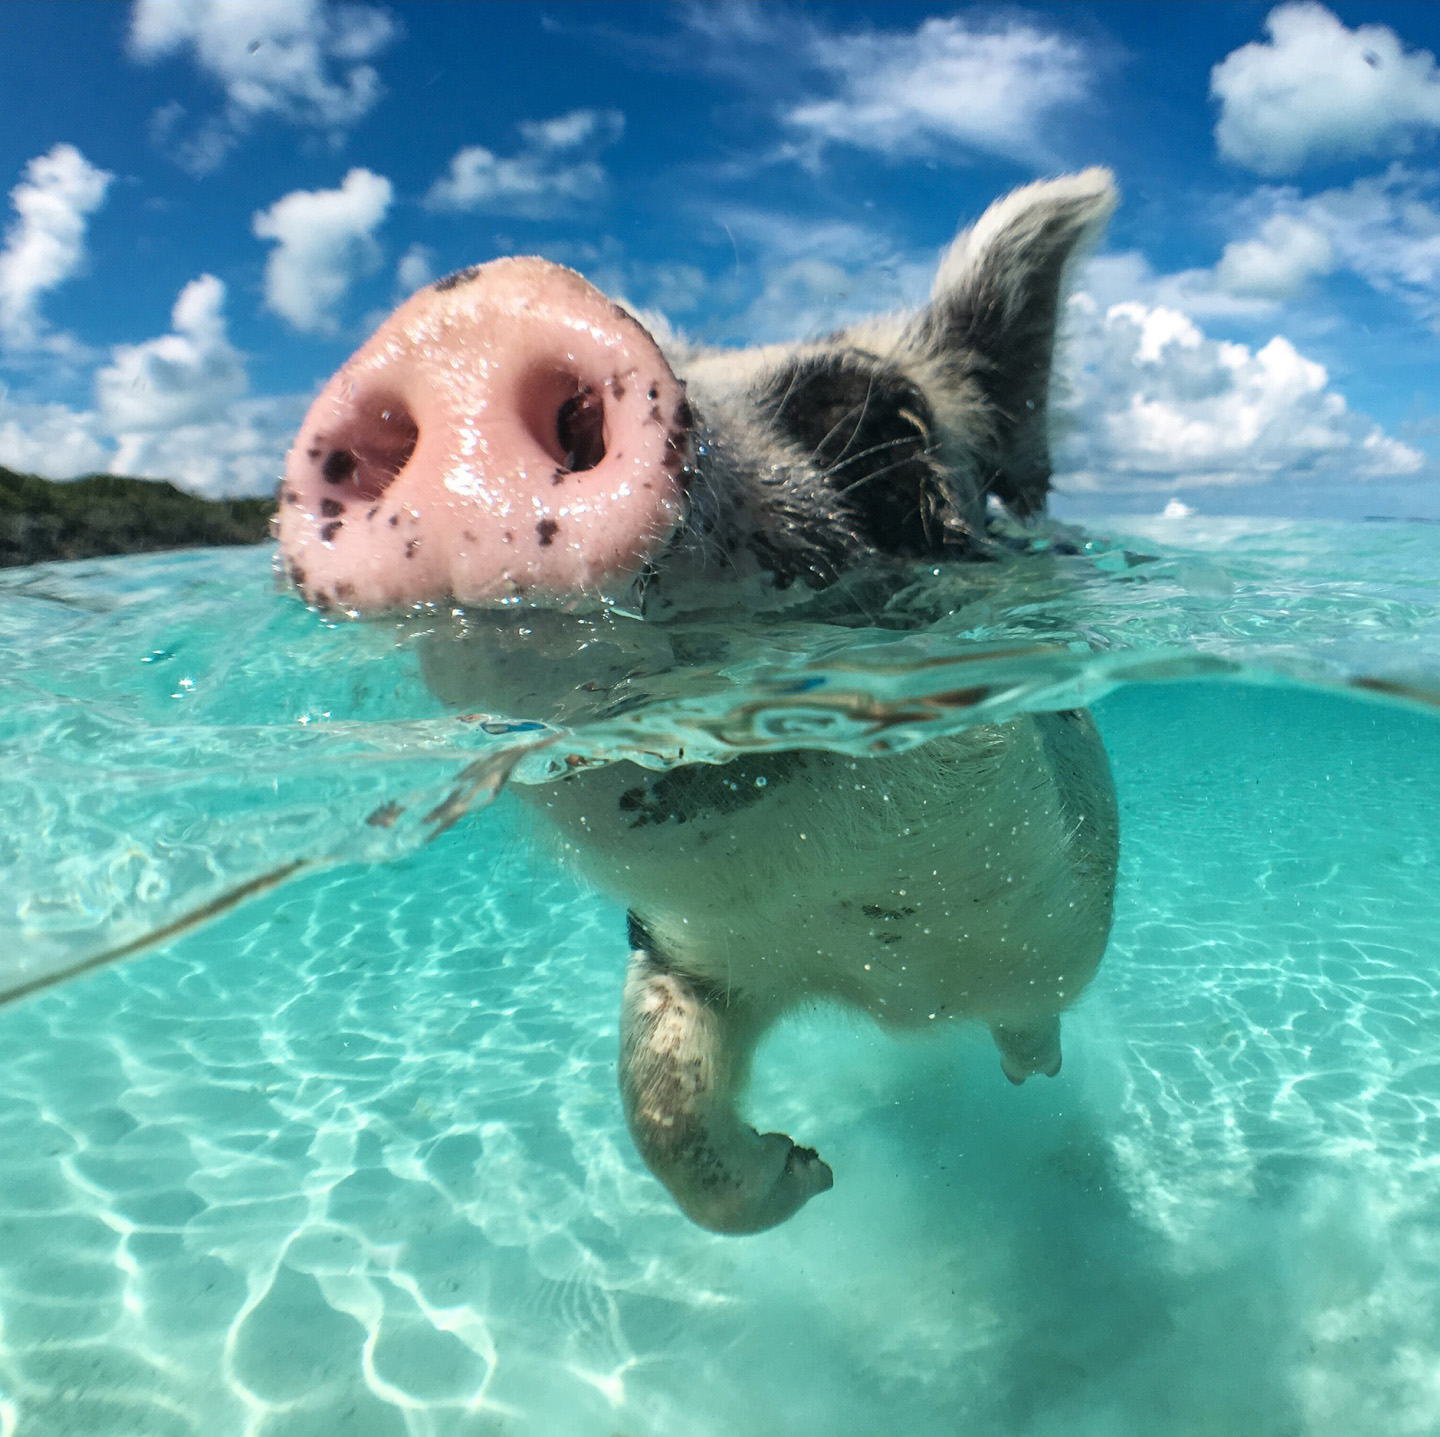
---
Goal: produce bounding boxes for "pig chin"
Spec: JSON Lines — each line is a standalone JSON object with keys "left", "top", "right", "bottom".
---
{"left": 275, "top": 256, "right": 692, "bottom": 616}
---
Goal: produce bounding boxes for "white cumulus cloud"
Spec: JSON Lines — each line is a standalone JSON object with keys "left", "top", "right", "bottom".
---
{"left": 1055, "top": 293, "right": 1423, "bottom": 490}
{"left": 1215, "top": 213, "right": 1335, "bottom": 298}
{"left": 252, "top": 168, "right": 393, "bottom": 334}
{"left": 425, "top": 109, "right": 624, "bottom": 218}
{"left": 0, "top": 389, "right": 109, "bottom": 478}
{"left": 394, "top": 242, "right": 434, "bottom": 296}
{"left": 3, "top": 275, "right": 301, "bottom": 495}
{"left": 95, "top": 274, "right": 246, "bottom": 432}
{"left": 106, "top": 393, "right": 301, "bottom": 497}
{"left": 1212, "top": 3, "right": 1440, "bottom": 175}
{"left": 1211, "top": 169, "right": 1440, "bottom": 325}
{"left": 0, "top": 144, "right": 112, "bottom": 351}
{"left": 129, "top": 0, "right": 397, "bottom": 172}
{"left": 785, "top": 14, "right": 1092, "bottom": 166}
{"left": 95, "top": 272, "right": 299, "bottom": 495}
{"left": 1303, "top": 168, "right": 1440, "bottom": 324}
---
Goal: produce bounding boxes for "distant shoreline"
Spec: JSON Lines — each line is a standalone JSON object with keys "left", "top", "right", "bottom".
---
{"left": 0, "top": 468, "right": 274, "bottom": 567}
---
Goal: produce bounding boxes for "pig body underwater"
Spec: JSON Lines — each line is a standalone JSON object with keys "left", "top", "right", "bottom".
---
{"left": 277, "top": 171, "right": 1121, "bottom": 1234}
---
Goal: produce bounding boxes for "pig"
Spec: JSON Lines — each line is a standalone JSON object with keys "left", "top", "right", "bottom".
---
{"left": 276, "top": 170, "right": 1121, "bottom": 1234}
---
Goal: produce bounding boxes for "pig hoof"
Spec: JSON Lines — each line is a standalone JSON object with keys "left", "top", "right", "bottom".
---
{"left": 992, "top": 1018, "right": 1063, "bottom": 1085}
{"left": 779, "top": 1137, "right": 835, "bottom": 1202}
{"left": 684, "top": 1130, "right": 834, "bottom": 1235}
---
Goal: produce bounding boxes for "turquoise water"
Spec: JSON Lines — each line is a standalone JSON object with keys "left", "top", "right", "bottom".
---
{"left": 1, "top": 519, "right": 1438, "bottom": 1435}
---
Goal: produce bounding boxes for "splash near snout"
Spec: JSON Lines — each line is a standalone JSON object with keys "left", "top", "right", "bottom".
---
{"left": 277, "top": 257, "right": 691, "bottom": 614}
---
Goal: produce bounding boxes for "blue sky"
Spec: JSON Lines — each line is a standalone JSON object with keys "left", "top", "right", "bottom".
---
{"left": 2, "top": 1, "right": 1440, "bottom": 518}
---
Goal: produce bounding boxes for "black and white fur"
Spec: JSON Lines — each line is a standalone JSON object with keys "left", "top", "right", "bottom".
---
{"left": 421, "top": 170, "right": 1121, "bottom": 1233}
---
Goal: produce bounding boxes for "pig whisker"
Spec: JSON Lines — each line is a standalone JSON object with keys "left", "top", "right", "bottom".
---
{"left": 766, "top": 366, "right": 812, "bottom": 432}
{"left": 818, "top": 434, "right": 931, "bottom": 488}
{"left": 815, "top": 391, "right": 934, "bottom": 471}
{"left": 810, "top": 388, "right": 879, "bottom": 459}
{"left": 830, "top": 457, "right": 928, "bottom": 496}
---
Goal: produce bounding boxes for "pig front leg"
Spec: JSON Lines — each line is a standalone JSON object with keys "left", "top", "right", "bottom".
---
{"left": 620, "top": 940, "right": 833, "bottom": 1234}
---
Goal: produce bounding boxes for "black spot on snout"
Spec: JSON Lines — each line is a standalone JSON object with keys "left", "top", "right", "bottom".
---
{"left": 319, "top": 497, "right": 346, "bottom": 518}
{"left": 319, "top": 521, "right": 343, "bottom": 544}
{"left": 433, "top": 265, "right": 483, "bottom": 292}
{"left": 536, "top": 518, "right": 560, "bottom": 547}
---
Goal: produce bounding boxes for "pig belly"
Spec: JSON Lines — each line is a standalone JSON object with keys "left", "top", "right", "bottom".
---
{"left": 522, "top": 712, "right": 1118, "bottom": 1029}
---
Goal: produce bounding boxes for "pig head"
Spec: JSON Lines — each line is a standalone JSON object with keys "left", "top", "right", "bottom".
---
{"left": 276, "top": 171, "right": 1120, "bottom": 1235}
{"left": 277, "top": 169, "right": 1115, "bottom": 617}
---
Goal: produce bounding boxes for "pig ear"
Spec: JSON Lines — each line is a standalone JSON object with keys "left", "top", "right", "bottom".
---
{"left": 911, "top": 167, "right": 1116, "bottom": 517}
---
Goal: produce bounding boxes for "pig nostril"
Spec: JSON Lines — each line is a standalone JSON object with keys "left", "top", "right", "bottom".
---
{"left": 518, "top": 366, "right": 610, "bottom": 475}
{"left": 556, "top": 388, "right": 606, "bottom": 473}
{"left": 312, "top": 395, "right": 419, "bottom": 503}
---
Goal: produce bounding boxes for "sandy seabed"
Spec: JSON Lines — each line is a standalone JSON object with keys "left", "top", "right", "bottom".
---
{"left": 1, "top": 680, "right": 1438, "bottom": 1437}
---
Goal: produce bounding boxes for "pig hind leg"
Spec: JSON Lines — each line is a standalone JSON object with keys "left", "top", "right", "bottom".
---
{"left": 619, "top": 936, "right": 833, "bottom": 1234}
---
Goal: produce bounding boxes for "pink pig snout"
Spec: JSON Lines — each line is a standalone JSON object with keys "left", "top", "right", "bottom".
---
{"left": 277, "top": 258, "right": 692, "bottom": 613}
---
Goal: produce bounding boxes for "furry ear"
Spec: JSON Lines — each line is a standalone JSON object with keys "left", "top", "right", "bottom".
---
{"left": 911, "top": 168, "right": 1116, "bottom": 517}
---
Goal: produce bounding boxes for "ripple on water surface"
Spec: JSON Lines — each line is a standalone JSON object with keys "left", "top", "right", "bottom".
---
{"left": 0, "top": 681, "right": 1436, "bottom": 1434}
{"left": 1, "top": 525, "right": 1439, "bottom": 1435}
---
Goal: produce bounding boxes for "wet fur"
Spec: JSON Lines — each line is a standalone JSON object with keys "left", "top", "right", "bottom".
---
{"left": 629, "top": 169, "right": 1117, "bottom": 617}
{"left": 495, "top": 172, "right": 1123, "bottom": 1232}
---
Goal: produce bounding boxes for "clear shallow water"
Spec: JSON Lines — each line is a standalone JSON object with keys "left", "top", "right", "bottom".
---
{"left": 1, "top": 518, "right": 1438, "bottom": 1435}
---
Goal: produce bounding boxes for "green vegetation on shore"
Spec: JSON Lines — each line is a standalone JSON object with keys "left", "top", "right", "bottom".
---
{"left": 0, "top": 467, "right": 275, "bottom": 567}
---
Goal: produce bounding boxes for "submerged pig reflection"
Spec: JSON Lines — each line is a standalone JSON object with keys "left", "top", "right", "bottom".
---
{"left": 277, "top": 171, "right": 1120, "bottom": 1234}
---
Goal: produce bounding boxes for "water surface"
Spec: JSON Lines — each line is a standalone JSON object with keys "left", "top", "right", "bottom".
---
{"left": 0, "top": 517, "right": 1437, "bottom": 1435}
